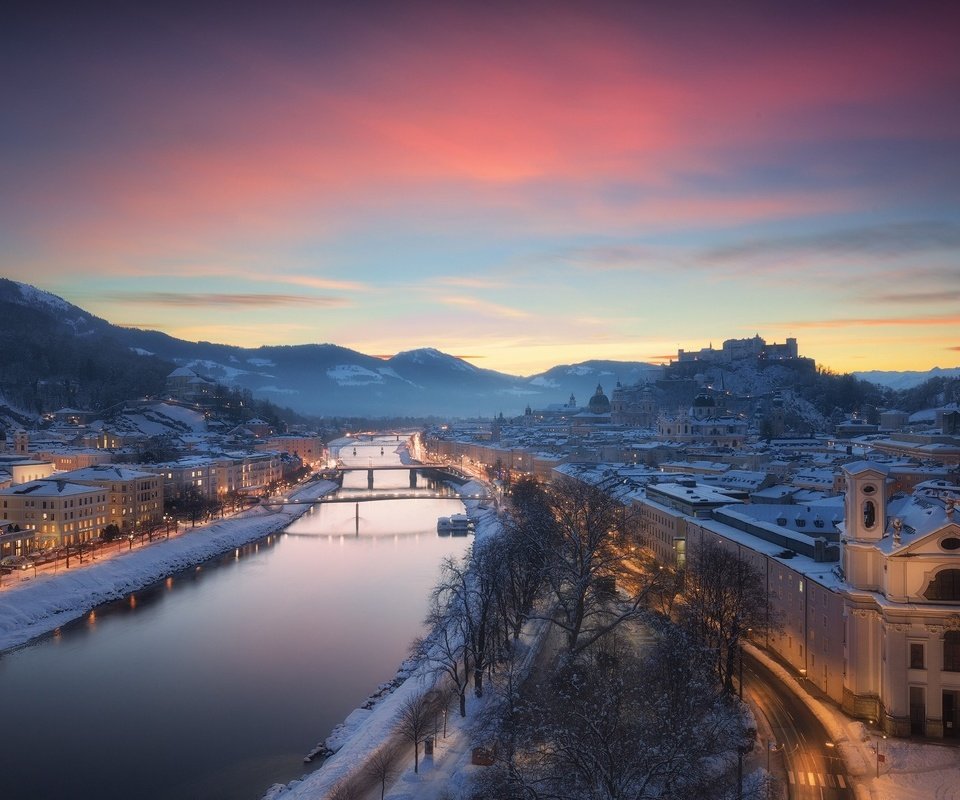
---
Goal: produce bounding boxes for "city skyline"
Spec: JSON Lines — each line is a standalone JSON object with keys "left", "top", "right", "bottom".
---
{"left": 3, "top": 2, "right": 959, "bottom": 375}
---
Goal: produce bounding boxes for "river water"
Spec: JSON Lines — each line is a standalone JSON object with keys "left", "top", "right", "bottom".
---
{"left": 0, "top": 439, "right": 471, "bottom": 800}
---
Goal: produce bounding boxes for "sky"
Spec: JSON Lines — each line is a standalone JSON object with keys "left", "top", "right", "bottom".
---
{"left": 2, "top": 1, "right": 959, "bottom": 376}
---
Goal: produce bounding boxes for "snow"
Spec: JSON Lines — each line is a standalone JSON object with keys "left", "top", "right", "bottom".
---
{"left": 326, "top": 365, "right": 384, "bottom": 385}
{"left": 129, "top": 347, "right": 154, "bottom": 356}
{"left": 0, "top": 480, "right": 337, "bottom": 653}
{"left": 247, "top": 357, "right": 276, "bottom": 367}
{"left": 566, "top": 366, "right": 595, "bottom": 376}
{"left": 14, "top": 281, "right": 75, "bottom": 314}
{"left": 377, "top": 367, "right": 422, "bottom": 387}
{"left": 528, "top": 376, "right": 560, "bottom": 389}
{"left": 398, "top": 348, "right": 475, "bottom": 373}
{"left": 183, "top": 359, "right": 255, "bottom": 380}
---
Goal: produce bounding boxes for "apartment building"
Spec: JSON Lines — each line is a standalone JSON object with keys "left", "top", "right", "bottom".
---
{"left": 56, "top": 466, "right": 164, "bottom": 533}
{"left": 0, "top": 479, "right": 108, "bottom": 547}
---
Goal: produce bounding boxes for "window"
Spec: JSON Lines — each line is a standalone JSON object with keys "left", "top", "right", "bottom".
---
{"left": 924, "top": 570, "right": 960, "bottom": 602}
{"left": 863, "top": 500, "right": 876, "bottom": 529}
{"left": 910, "top": 643, "right": 925, "bottom": 670}
{"left": 945, "top": 631, "right": 960, "bottom": 672}
{"left": 942, "top": 538, "right": 960, "bottom": 551}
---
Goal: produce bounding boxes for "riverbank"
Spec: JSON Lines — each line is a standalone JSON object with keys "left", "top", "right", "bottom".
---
{"left": 263, "top": 481, "right": 501, "bottom": 800}
{"left": 0, "top": 479, "right": 337, "bottom": 653}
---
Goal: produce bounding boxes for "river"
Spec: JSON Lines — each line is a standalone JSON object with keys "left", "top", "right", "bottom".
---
{"left": 0, "top": 438, "right": 472, "bottom": 800}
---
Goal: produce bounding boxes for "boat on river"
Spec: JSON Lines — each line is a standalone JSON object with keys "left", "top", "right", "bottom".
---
{"left": 437, "top": 513, "right": 475, "bottom": 535}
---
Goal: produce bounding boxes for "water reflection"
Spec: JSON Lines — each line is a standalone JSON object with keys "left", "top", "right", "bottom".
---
{"left": 0, "top": 439, "right": 471, "bottom": 800}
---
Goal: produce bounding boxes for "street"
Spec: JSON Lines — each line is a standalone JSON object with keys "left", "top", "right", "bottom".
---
{"left": 743, "top": 651, "right": 853, "bottom": 799}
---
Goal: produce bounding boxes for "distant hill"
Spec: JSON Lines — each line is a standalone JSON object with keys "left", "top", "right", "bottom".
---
{"left": 854, "top": 367, "right": 960, "bottom": 390}
{"left": 8, "top": 279, "right": 933, "bottom": 421}
{"left": 0, "top": 280, "right": 663, "bottom": 417}
{"left": 0, "top": 278, "right": 172, "bottom": 415}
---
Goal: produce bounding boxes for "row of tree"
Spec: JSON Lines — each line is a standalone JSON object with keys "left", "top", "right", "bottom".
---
{"left": 394, "top": 476, "right": 774, "bottom": 799}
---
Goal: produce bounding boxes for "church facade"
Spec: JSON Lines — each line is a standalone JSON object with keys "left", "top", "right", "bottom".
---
{"left": 841, "top": 463, "right": 960, "bottom": 736}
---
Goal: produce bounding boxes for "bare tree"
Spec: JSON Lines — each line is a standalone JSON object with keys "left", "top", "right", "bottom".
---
{"left": 395, "top": 691, "right": 431, "bottom": 774}
{"left": 679, "top": 539, "right": 774, "bottom": 693}
{"left": 416, "top": 565, "right": 471, "bottom": 717}
{"left": 536, "top": 476, "right": 663, "bottom": 655}
{"left": 497, "top": 479, "right": 552, "bottom": 642}
{"left": 496, "top": 625, "right": 747, "bottom": 800}
{"left": 467, "top": 539, "right": 503, "bottom": 697}
{"left": 363, "top": 748, "right": 396, "bottom": 800}
{"left": 327, "top": 780, "right": 358, "bottom": 800}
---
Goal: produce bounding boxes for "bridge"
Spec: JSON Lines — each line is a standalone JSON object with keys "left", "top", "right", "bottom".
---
{"left": 262, "top": 488, "right": 487, "bottom": 509}
{"left": 335, "top": 462, "right": 471, "bottom": 490}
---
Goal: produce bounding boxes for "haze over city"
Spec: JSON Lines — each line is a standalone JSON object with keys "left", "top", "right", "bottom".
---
{"left": 3, "top": 1, "right": 959, "bottom": 375}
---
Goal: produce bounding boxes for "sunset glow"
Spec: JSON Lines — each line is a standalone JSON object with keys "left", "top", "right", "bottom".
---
{"left": 3, "top": 2, "right": 959, "bottom": 375}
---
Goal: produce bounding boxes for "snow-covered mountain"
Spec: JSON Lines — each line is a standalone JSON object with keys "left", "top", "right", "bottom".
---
{"left": 0, "top": 280, "right": 662, "bottom": 417}
{"left": 854, "top": 367, "right": 960, "bottom": 390}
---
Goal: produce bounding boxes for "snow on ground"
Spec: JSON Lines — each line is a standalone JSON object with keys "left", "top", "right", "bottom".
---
{"left": 0, "top": 480, "right": 337, "bottom": 653}
{"left": 326, "top": 365, "right": 384, "bottom": 385}
{"left": 143, "top": 402, "right": 209, "bottom": 431}
{"left": 746, "top": 643, "right": 960, "bottom": 800}
{"left": 528, "top": 376, "right": 560, "bottom": 389}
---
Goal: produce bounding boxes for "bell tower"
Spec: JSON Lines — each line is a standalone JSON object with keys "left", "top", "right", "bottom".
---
{"left": 843, "top": 462, "right": 889, "bottom": 541}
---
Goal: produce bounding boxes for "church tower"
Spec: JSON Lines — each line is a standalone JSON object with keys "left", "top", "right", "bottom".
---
{"left": 843, "top": 462, "right": 889, "bottom": 542}
{"left": 842, "top": 461, "right": 890, "bottom": 592}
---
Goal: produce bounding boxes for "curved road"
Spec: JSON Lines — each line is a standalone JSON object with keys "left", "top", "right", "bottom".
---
{"left": 743, "top": 652, "right": 854, "bottom": 799}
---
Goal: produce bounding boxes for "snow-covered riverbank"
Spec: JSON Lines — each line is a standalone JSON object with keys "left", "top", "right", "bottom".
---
{"left": 0, "top": 479, "right": 337, "bottom": 653}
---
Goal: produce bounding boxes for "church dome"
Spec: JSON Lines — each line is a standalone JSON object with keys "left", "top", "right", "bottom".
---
{"left": 588, "top": 383, "right": 611, "bottom": 414}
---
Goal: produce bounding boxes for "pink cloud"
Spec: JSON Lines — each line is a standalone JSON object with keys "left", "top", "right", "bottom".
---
{"left": 5, "top": 3, "right": 959, "bottom": 268}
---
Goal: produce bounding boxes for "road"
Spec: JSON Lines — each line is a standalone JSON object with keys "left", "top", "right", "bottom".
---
{"left": 743, "top": 651, "right": 853, "bottom": 799}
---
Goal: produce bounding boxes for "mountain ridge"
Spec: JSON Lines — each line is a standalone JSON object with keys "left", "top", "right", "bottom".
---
{"left": 0, "top": 280, "right": 661, "bottom": 417}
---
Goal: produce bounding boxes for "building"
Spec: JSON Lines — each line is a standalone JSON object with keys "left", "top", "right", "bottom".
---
{"left": 841, "top": 465, "right": 960, "bottom": 737}
{"left": 0, "top": 456, "right": 56, "bottom": 485}
{"left": 656, "top": 395, "right": 749, "bottom": 448}
{"left": 0, "top": 479, "right": 108, "bottom": 547}
{"left": 164, "top": 367, "right": 216, "bottom": 404}
{"left": 258, "top": 435, "right": 326, "bottom": 467}
{"left": 1, "top": 520, "right": 37, "bottom": 561}
{"left": 56, "top": 466, "right": 164, "bottom": 533}
{"left": 677, "top": 335, "right": 799, "bottom": 364}
{"left": 151, "top": 452, "right": 283, "bottom": 501}
{"left": 629, "top": 460, "right": 960, "bottom": 739}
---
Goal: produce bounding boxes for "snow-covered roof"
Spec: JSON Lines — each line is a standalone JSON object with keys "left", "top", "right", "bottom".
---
{"left": 56, "top": 466, "right": 162, "bottom": 482}
{"left": 0, "top": 479, "right": 101, "bottom": 497}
